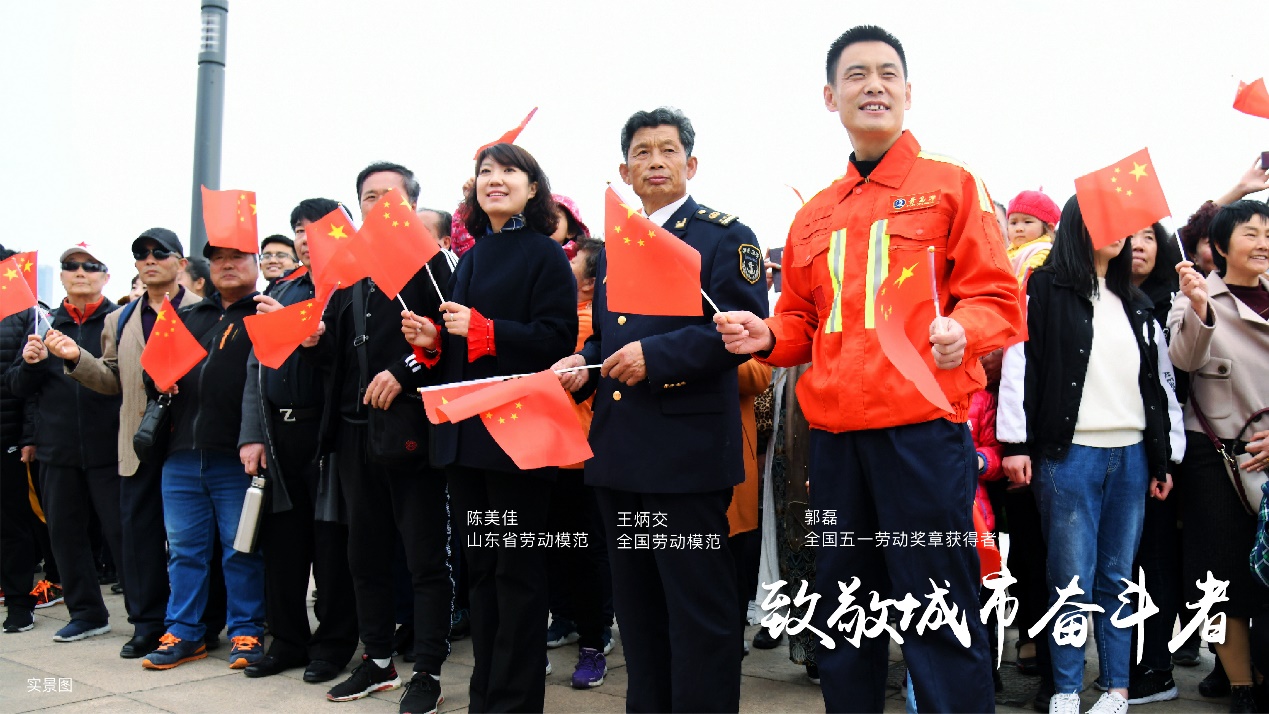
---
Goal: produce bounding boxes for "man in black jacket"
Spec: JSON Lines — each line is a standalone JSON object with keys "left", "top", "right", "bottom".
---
{"left": 307, "top": 163, "right": 454, "bottom": 713}
{"left": 136, "top": 246, "right": 266, "bottom": 672}
{"left": 238, "top": 198, "right": 358, "bottom": 683}
{"left": 12, "top": 245, "right": 123, "bottom": 643}
{"left": 0, "top": 247, "right": 55, "bottom": 633}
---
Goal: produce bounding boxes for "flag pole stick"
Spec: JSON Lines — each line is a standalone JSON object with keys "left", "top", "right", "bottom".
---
{"left": 417, "top": 365, "right": 603, "bottom": 393}
{"left": 927, "top": 246, "right": 942, "bottom": 320}
{"left": 425, "top": 264, "right": 445, "bottom": 306}
{"left": 701, "top": 289, "right": 721, "bottom": 315}
{"left": 396, "top": 294, "right": 410, "bottom": 314}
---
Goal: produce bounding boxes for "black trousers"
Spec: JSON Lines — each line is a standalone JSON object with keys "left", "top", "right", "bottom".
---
{"left": 808, "top": 422, "right": 994, "bottom": 714}
{"left": 337, "top": 423, "right": 451, "bottom": 674}
{"left": 449, "top": 465, "right": 552, "bottom": 713}
{"left": 1, "top": 448, "right": 42, "bottom": 612}
{"left": 40, "top": 463, "right": 122, "bottom": 625}
{"left": 545, "top": 469, "right": 610, "bottom": 649}
{"left": 1005, "top": 485, "right": 1051, "bottom": 672}
{"left": 596, "top": 486, "right": 741, "bottom": 713}
{"left": 260, "top": 418, "right": 358, "bottom": 664}
{"left": 1131, "top": 491, "right": 1181, "bottom": 672}
{"left": 730, "top": 528, "right": 761, "bottom": 629}
{"left": 120, "top": 459, "right": 225, "bottom": 639}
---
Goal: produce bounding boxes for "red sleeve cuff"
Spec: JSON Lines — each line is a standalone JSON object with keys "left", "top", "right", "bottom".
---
{"left": 467, "top": 308, "right": 496, "bottom": 362}
{"left": 411, "top": 317, "right": 442, "bottom": 368}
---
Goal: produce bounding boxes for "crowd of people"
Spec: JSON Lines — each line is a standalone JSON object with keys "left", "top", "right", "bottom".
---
{"left": 3, "top": 23, "right": 1269, "bottom": 714}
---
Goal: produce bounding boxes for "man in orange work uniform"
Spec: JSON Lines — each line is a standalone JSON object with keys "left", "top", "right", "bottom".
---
{"left": 716, "top": 25, "right": 1022, "bottom": 713}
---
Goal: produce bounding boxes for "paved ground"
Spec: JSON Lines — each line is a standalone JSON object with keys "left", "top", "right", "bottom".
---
{"left": 0, "top": 584, "right": 1231, "bottom": 713}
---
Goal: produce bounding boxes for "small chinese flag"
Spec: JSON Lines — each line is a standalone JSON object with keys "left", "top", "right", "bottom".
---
{"left": 1235, "top": 78, "right": 1269, "bottom": 119}
{"left": 243, "top": 296, "right": 329, "bottom": 369}
{"left": 202, "top": 187, "right": 259, "bottom": 254}
{"left": 872, "top": 257, "right": 954, "bottom": 414}
{"left": 140, "top": 296, "right": 208, "bottom": 392}
{"left": 357, "top": 188, "right": 441, "bottom": 300}
{"left": 474, "top": 107, "right": 538, "bottom": 159}
{"left": 307, "top": 206, "right": 373, "bottom": 300}
{"left": 420, "top": 383, "right": 486, "bottom": 425}
{"left": 0, "top": 256, "right": 38, "bottom": 321}
{"left": 604, "top": 186, "right": 702, "bottom": 316}
{"left": 12, "top": 251, "right": 38, "bottom": 296}
{"left": 435, "top": 369, "right": 593, "bottom": 470}
{"left": 1074, "top": 148, "right": 1171, "bottom": 249}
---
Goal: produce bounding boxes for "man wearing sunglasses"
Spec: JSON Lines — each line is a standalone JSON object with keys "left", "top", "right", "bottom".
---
{"left": 51, "top": 228, "right": 221, "bottom": 660}
{"left": 11, "top": 245, "right": 121, "bottom": 643}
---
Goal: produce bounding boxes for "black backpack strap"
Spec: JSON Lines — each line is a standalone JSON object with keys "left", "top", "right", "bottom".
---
{"left": 117, "top": 298, "right": 141, "bottom": 335}
{"left": 350, "top": 281, "right": 370, "bottom": 396}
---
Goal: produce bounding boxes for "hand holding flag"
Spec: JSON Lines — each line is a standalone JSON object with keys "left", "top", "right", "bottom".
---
{"left": 434, "top": 369, "right": 592, "bottom": 469}
{"left": 603, "top": 186, "right": 703, "bottom": 316}
{"left": 1073, "top": 148, "right": 1171, "bottom": 249}
{"left": 140, "top": 296, "right": 207, "bottom": 392}
{"left": 243, "top": 295, "right": 329, "bottom": 369}
{"left": 873, "top": 255, "right": 954, "bottom": 413}
{"left": 202, "top": 187, "right": 259, "bottom": 254}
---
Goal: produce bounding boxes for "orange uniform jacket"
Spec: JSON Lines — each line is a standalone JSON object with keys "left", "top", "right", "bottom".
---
{"left": 762, "top": 131, "right": 1021, "bottom": 431}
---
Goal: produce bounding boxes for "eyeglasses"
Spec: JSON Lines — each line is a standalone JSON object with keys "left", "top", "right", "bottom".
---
{"left": 61, "top": 260, "right": 107, "bottom": 273}
{"left": 260, "top": 252, "right": 296, "bottom": 261}
{"left": 133, "top": 247, "right": 175, "bottom": 261}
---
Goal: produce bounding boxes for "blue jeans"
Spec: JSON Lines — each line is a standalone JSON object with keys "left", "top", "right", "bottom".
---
{"left": 1035, "top": 443, "right": 1147, "bottom": 694}
{"left": 162, "top": 449, "right": 265, "bottom": 641}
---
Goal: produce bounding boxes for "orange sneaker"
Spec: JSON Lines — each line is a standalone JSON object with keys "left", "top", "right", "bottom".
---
{"left": 228, "top": 635, "right": 263, "bottom": 669}
{"left": 141, "top": 632, "right": 208, "bottom": 670}
{"left": 30, "top": 580, "right": 63, "bottom": 609}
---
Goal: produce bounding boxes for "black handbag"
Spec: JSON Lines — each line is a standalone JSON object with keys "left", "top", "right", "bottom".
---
{"left": 352, "top": 282, "right": 427, "bottom": 465}
{"left": 133, "top": 393, "right": 172, "bottom": 464}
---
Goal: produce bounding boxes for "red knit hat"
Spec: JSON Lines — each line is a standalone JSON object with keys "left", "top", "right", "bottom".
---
{"left": 1006, "top": 190, "right": 1061, "bottom": 226}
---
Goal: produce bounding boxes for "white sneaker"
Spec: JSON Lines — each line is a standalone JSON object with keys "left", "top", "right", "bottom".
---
{"left": 1086, "top": 692, "right": 1129, "bottom": 714}
{"left": 1048, "top": 692, "right": 1081, "bottom": 714}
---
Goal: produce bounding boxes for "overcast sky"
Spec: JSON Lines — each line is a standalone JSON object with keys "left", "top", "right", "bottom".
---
{"left": 5, "top": 1, "right": 1266, "bottom": 303}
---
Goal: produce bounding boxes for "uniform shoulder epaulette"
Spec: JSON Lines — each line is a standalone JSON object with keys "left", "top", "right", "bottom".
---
{"left": 692, "top": 205, "right": 739, "bottom": 227}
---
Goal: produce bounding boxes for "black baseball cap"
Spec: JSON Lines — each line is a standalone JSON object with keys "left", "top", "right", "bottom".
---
{"left": 131, "top": 228, "right": 184, "bottom": 258}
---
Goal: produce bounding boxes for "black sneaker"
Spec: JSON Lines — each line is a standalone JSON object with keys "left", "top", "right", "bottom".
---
{"left": 752, "top": 626, "right": 781, "bottom": 650}
{"left": 1127, "top": 668, "right": 1178, "bottom": 704}
{"left": 1032, "top": 674, "right": 1055, "bottom": 713}
{"left": 399, "top": 672, "right": 443, "bottom": 714}
{"left": 3, "top": 608, "right": 34, "bottom": 633}
{"left": 1199, "top": 658, "right": 1231, "bottom": 698}
{"left": 327, "top": 655, "right": 402, "bottom": 701}
{"left": 449, "top": 608, "right": 470, "bottom": 640}
{"left": 1231, "top": 685, "right": 1257, "bottom": 713}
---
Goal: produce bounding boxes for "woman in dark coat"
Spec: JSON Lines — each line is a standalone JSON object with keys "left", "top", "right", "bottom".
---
{"left": 402, "top": 143, "right": 577, "bottom": 712}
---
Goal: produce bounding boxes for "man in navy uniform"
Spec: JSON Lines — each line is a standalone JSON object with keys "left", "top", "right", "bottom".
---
{"left": 554, "top": 107, "right": 768, "bottom": 712}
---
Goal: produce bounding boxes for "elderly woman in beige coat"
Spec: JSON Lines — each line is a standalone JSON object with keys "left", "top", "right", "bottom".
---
{"left": 1169, "top": 199, "right": 1269, "bottom": 712}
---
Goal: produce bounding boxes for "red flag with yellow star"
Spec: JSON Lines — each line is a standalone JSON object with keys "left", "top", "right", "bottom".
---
{"left": 1073, "top": 148, "right": 1171, "bottom": 249}
{"left": 242, "top": 295, "right": 329, "bottom": 369}
{"left": 307, "top": 206, "right": 373, "bottom": 300}
{"left": 435, "top": 369, "right": 593, "bottom": 470}
{"left": 0, "top": 256, "right": 38, "bottom": 321}
{"left": 474, "top": 107, "right": 538, "bottom": 159}
{"left": 11, "top": 251, "right": 38, "bottom": 296}
{"left": 357, "top": 188, "right": 441, "bottom": 299}
{"left": 872, "top": 256, "right": 954, "bottom": 414}
{"left": 1235, "top": 78, "right": 1269, "bottom": 119}
{"left": 604, "top": 186, "right": 702, "bottom": 316}
{"left": 202, "top": 187, "right": 259, "bottom": 254}
{"left": 421, "top": 383, "right": 486, "bottom": 425}
{"left": 140, "top": 296, "right": 208, "bottom": 392}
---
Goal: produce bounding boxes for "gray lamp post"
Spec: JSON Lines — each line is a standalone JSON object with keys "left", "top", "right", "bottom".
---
{"left": 190, "top": 0, "right": 228, "bottom": 258}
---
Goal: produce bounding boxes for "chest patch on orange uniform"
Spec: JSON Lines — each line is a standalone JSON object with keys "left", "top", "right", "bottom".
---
{"left": 891, "top": 193, "right": 941, "bottom": 212}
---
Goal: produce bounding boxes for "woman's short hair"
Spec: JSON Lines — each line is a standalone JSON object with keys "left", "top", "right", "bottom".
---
{"left": 1208, "top": 200, "right": 1269, "bottom": 276}
{"left": 462, "top": 144, "right": 559, "bottom": 238}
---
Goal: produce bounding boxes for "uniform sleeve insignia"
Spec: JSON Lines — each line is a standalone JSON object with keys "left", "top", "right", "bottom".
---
{"left": 739, "top": 244, "right": 762, "bottom": 284}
